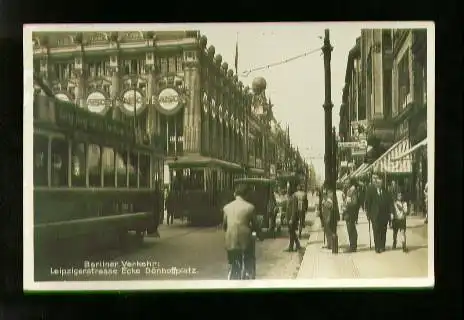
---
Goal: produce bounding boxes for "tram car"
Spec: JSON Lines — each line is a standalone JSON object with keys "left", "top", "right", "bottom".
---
{"left": 32, "top": 74, "right": 165, "bottom": 251}
{"left": 165, "top": 160, "right": 266, "bottom": 226}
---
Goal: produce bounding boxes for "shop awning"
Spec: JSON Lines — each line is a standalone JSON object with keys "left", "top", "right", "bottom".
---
{"left": 392, "top": 138, "right": 427, "bottom": 161}
{"left": 349, "top": 163, "right": 368, "bottom": 179}
{"left": 359, "top": 137, "right": 412, "bottom": 175}
{"left": 337, "top": 173, "right": 349, "bottom": 183}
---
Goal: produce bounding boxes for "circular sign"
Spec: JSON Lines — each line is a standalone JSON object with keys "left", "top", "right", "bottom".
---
{"left": 86, "top": 91, "right": 108, "bottom": 114}
{"left": 55, "top": 93, "right": 71, "bottom": 102}
{"left": 122, "top": 89, "right": 145, "bottom": 114}
{"left": 157, "top": 88, "right": 182, "bottom": 115}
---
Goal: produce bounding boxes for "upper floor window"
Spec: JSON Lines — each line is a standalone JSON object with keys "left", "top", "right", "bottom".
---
{"left": 160, "top": 57, "right": 168, "bottom": 74}
{"left": 122, "top": 59, "right": 146, "bottom": 76}
{"left": 87, "top": 60, "right": 110, "bottom": 77}
{"left": 176, "top": 55, "right": 183, "bottom": 73}
{"left": 168, "top": 57, "right": 176, "bottom": 73}
{"left": 54, "top": 62, "right": 74, "bottom": 81}
{"left": 398, "top": 52, "right": 410, "bottom": 111}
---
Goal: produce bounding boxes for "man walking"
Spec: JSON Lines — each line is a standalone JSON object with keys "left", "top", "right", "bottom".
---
{"left": 285, "top": 186, "right": 302, "bottom": 252}
{"left": 294, "top": 184, "right": 308, "bottom": 238}
{"left": 223, "top": 184, "right": 261, "bottom": 280}
{"left": 343, "top": 178, "right": 359, "bottom": 252}
{"left": 365, "top": 173, "right": 394, "bottom": 253}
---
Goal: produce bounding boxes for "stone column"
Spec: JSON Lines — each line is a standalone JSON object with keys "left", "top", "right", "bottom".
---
{"left": 147, "top": 67, "right": 160, "bottom": 138}
{"left": 110, "top": 67, "right": 120, "bottom": 119}
{"left": 73, "top": 69, "right": 86, "bottom": 109}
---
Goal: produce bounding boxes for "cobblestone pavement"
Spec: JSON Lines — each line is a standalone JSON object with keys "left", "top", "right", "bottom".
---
{"left": 297, "top": 211, "right": 430, "bottom": 280}
{"left": 35, "top": 218, "right": 313, "bottom": 282}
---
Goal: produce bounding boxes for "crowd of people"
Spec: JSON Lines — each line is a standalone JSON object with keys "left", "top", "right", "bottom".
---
{"left": 318, "top": 173, "right": 428, "bottom": 254}
{"left": 222, "top": 182, "right": 309, "bottom": 280}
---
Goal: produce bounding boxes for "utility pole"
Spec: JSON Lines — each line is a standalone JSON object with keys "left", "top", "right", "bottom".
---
{"left": 322, "top": 29, "right": 338, "bottom": 254}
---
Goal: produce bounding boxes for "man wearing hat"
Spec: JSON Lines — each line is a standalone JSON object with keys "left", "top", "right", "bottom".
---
{"left": 344, "top": 178, "right": 359, "bottom": 252}
{"left": 365, "top": 173, "right": 394, "bottom": 253}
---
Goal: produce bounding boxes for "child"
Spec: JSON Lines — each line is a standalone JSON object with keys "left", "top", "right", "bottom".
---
{"left": 321, "top": 189, "right": 334, "bottom": 250}
{"left": 392, "top": 192, "right": 408, "bottom": 252}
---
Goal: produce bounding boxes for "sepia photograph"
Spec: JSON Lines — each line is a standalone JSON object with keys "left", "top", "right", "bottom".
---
{"left": 23, "top": 22, "right": 434, "bottom": 291}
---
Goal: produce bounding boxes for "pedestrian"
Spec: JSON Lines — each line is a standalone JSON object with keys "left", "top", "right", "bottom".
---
{"left": 267, "top": 188, "right": 278, "bottom": 238}
{"left": 294, "top": 184, "right": 308, "bottom": 238}
{"left": 223, "top": 183, "right": 262, "bottom": 280}
{"left": 392, "top": 192, "right": 408, "bottom": 252}
{"left": 284, "top": 186, "right": 301, "bottom": 252}
{"left": 343, "top": 178, "right": 359, "bottom": 253}
{"left": 275, "top": 187, "right": 289, "bottom": 233}
{"left": 321, "top": 188, "right": 334, "bottom": 250}
{"left": 166, "top": 189, "right": 175, "bottom": 225}
{"left": 388, "top": 180, "right": 399, "bottom": 228}
{"left": 365, "top": 173, "right": 394, "bottom": 253}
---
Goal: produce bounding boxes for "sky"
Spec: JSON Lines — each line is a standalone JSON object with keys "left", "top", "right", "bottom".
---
{"left": 196, "top": 23, "right": 361, "bottom": 181}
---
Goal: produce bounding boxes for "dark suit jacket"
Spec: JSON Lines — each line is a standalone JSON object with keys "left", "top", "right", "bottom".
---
{"left": 223, "top": 197, "right": 260, "bottom": 251}
{"left": 365, "top": 185, "right": 394, "bottom": 225}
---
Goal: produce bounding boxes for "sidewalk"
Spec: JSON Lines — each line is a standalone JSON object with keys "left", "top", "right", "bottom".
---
{"left": 297, "top": 211, "right": 430, "bottom": 279}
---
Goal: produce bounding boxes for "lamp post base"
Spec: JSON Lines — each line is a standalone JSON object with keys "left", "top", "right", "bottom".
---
{"left": 331, "top": 233, "right": 339, "bottom": 254}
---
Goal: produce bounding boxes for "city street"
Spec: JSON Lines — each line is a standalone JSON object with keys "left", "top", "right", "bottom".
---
{"left": 35, "top": 215, "right": 312, "bottom": 282}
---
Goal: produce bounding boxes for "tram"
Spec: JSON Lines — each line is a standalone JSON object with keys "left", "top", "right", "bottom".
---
{"left": 166, "top": 159, "right": 265, "bottom": 226}
{"left": 32, "top": 75, "right": 165, "bottom": 251}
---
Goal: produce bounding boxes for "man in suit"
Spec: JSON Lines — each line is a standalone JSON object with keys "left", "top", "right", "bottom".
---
{"left": 343, "top": 178, "right": 359, "bottom": 252}
{"left": 365, "top": 173, "right": 394, "bottom": 253}
{"left": 285, "top": 186, "right": 302, "bottom": 252}
{"left": 294, "top": 184, "right": 309, "bottom": 238}
{"left": 223, "top": 184, "right": 262, "bottom": 280}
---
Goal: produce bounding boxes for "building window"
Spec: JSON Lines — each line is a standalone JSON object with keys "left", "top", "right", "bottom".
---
{"left": 160, "top": 57, "right": 168, "bottom": 74}
{"left": 87, "top": 61, "right": 108, "bottom": 78}
{"left": 398, "top": 52, "right": 410, "bottom": 111}
{"left": 54, "top": 62, "right": 74, "bottom": 81}
{"left": 176, "top": 55, "right": 183, "bottom": 72}
{"left": 168, "top": 57, "right": 176, "bottom": 73}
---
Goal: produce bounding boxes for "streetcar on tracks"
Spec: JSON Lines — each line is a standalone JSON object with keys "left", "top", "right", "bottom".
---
{"left": 32, "top": 74, "right": 165, "bottom": 252}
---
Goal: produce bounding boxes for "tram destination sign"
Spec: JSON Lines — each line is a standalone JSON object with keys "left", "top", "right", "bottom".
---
{"left": 338, "top": 140, "right": 368, "bottom": 150}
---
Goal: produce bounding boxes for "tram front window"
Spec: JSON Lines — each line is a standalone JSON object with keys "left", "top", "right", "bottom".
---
{"left": 184, "top": 169, "right": 204, "bottom": 191}
{"left": 34, "top": 135, "right": 48, "bottom": 186}
{"left": 51, "top": 139, "right": 69, "bottom": 187}
{"left": 71, "top": 142, "right": 86, "bottom": 187}
{"left": 102, "top": 147, "right": 116, "bottom": 187}
{"left": 116, "top": 149, "right": 128, "bottom": 187}
{"left": 88, "top": 144, "right": 101, "bottom": 187}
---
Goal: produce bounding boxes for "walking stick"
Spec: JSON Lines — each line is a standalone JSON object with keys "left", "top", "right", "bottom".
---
{"left": 368, "top": 218, "right": 372, "bottom": 250}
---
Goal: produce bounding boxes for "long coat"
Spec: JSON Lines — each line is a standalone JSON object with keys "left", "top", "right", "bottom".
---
{"left": 365, "top": 185, "right": 394, "bottom": 225}
{"left": 223, "top": 197, "right": 260, "bottom": 251}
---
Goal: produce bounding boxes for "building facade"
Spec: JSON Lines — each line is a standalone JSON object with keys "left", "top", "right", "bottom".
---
{"left": 338, "top": 28, "right": 428, "bottom": 213}
{"left": 32, "top": 31, "right": 299, "bottom": 189}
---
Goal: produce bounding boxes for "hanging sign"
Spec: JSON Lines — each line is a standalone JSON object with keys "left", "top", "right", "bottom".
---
{"left": 121, "top": 89, "right": 146, "bottom": 115}
{"left": 86, "top": 91, "right": 110, "bottom": 114}
{"left": 156, "top": 88, "right": 183, "bottom": 116}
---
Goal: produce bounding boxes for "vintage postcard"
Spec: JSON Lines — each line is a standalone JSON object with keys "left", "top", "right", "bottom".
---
{"left": 23, "top": 22, "right": 434, "bottom": 291}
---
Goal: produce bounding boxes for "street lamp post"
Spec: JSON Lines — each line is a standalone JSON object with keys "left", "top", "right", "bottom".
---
{"left": 322, "top": 29, "right": 338, "bottom": 254}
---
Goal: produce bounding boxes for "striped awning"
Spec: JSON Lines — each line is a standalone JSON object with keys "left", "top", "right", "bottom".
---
{"left": 349, "top": 163, "right": 368, "bottom": 179}
{"left": 362, "top": 138, "right": 412, "bottom": 174}
{"left": 392, "top": 138, "right": 427, "bottom": 161}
